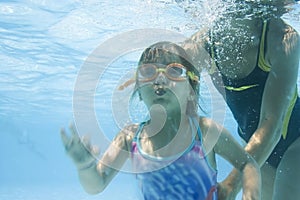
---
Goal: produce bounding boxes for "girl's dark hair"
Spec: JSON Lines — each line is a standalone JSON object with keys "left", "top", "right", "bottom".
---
{"left": 137, "top": 41, "right": 200, "bottom": 98}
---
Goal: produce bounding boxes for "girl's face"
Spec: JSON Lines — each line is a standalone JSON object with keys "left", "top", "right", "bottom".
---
{"left": 137, "top": 62, "right": 193, "bottom": 112}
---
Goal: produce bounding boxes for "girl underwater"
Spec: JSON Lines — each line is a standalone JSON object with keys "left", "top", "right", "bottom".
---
{"left": 61, "top": 42, "right": 261, "bottom": 200}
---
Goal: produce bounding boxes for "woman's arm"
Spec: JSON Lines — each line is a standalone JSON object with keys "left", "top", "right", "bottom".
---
{"left": 217, "top": 18, "right": 300, "bottom": 199}
{"left": 181, "top": 29, "right": 211, "bottom": 72}
{"left": 244, "top": 18, "right": 300, "bottom": 167}
{"left": 201, "top": 118, "right": 261, "bottom": 200}
{"left": 60, "top": 124, "right": 136, "bottom": 194}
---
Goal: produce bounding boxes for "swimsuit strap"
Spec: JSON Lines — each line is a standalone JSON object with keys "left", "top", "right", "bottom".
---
{"left": 133, "top": 117, "right": 202, "bottom": 161}
{"left": 190, "top": 116, "right": 203, "bottom": 142}
{"left": 258, "top": 20, "right": 271, "bottom": 72}
{"left": 133, "top": 121, "right": 147, "bottom": 142}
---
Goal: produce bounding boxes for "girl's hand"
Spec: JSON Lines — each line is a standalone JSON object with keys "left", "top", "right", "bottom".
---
{"left": 60, "top": 123, "right": 99, "bottom": 170}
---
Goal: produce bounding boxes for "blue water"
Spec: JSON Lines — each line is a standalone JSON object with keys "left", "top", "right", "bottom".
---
{"left": 1, "top": 0, "right": 299, "bottom": 199}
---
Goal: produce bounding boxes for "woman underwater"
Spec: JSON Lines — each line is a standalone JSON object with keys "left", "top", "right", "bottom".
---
{"left": 61, "top": 42, "right": 261, "bottom": 200}
{"left": 182, "top": 0, "right": 300, "bottom": 199}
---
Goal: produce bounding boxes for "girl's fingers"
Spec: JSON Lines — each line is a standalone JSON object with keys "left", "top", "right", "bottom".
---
{"left": 69, "top": 123, "right": 77, "bottom": 136}
{"left": 60, "top": 128, "right": 70, "bottom": 148}
{"left": 69, "top": 123, "right": 80, "bottom": 143}
{"left": 81, "top": 135, "right": 90, "bottom": 145}
{"left": 62, "top": 123, "right": 99, "bottom": 158}
{"left": 91, "top": 146, "right": 100, "bottom": 156}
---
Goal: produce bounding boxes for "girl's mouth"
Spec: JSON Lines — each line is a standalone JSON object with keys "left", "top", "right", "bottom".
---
{"left": 153, "top": 85, "right": 166, "bottom": 96}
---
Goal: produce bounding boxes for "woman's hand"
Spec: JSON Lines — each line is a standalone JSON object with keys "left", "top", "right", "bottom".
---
{"left": 217, "top": 180, "right": 240, "bottom": 200}
{"left": 60, "top": 123, "right": 99, "bottom": 170}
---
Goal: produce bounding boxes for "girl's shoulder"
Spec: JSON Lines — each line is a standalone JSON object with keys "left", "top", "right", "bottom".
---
{"left": 198, "top": 116, "right": 221, "bottom": 137}
{"left": 120, "top": 123, "right": 139, "bottom": 139}
{"left": 114, "top": 124, "right": 140, "bottom": 151}
{"left": 198, "top": 116, "right": 217, "bottom": 128}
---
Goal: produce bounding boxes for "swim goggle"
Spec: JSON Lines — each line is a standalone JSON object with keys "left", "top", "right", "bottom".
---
{"left": 137, "top": 63, "right": 199, "bottom": 83}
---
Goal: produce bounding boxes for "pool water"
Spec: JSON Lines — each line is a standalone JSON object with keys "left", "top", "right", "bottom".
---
{"left": 1, "top": 0, "right": 299, "bottom": 199}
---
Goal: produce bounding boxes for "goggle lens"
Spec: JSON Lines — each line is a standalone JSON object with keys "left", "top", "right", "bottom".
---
{"left": 166, "top": 63, "right": 186, "bottom": 80}
{"left": 138, "top": 64, "right": 157, "bottom": 80}
{"left": 137, "top": 63, "right": 187, "bottom": 82}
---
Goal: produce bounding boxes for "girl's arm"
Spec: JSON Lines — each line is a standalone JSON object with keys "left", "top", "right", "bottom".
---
{"left": 60, "top": 124, "right": 136, "bottom": 194}
{"left": 201, "top": 118, "right": 261, "bottom": 200}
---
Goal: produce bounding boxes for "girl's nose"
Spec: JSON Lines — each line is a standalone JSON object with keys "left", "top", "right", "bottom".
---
{"left": 154, "top": 73, "right": 167, "bottom": 85}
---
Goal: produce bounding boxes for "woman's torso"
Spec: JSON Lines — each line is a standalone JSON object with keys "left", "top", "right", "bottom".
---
{"left": 210, "top": 18, "right": 263, "bottom": 80}
{"left": 208, "top": 17, "right": 300, "bottom": 168}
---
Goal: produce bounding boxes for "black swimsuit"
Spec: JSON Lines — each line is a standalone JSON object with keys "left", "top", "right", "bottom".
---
{"left": 209, "top": 20, "right": 300, "bottom": 168}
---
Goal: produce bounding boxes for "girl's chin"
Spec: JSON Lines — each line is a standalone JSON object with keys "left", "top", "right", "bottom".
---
{"left": 153, "top": 97, "right": 168, "bottom": 104}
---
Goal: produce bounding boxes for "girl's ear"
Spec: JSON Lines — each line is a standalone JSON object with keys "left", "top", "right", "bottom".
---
{"left": 133, "top": 82, "right": 143, "bottom": 101}
{"left": 186, "top": 94, "right": 197, "bottom": 117}
{"left": 138, "top": 90, "right": 143, "bottom": 101}
{"left": 186, "top": 99, "right": 197, "bottom": 117}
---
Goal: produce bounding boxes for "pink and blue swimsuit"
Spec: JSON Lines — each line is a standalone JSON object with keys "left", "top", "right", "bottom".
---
{"left": 131, "top": 119, "right": 218, "bottom": 200}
